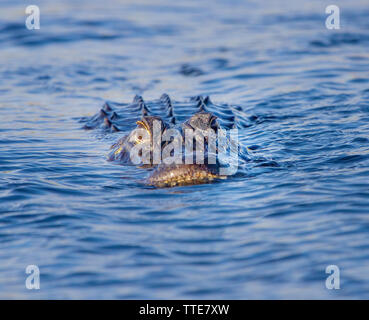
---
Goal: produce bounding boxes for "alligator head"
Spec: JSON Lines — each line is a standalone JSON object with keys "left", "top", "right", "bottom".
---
{"left": 81, "top": 94, "right": 244, "bottom": 187}
{"left": 109, "top": 111, "right": 228, "bottom": 187}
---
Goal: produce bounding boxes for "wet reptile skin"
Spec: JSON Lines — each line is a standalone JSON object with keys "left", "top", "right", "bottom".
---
{"left": 80, "top": 94, "right": 250, "bottom": 187}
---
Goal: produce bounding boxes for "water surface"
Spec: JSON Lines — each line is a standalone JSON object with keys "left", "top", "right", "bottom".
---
{"left": 1, "top": 0, "right": 369, "bottom": 299}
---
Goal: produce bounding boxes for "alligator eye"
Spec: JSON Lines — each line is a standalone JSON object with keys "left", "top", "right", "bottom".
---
{"left": 135, "top": 135, "right": 143, "bottom": 144}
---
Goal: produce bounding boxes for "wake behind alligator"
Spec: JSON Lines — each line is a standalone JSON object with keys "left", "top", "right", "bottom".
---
{"left": 80, "top": 94, "right": 277, "bottom": 187}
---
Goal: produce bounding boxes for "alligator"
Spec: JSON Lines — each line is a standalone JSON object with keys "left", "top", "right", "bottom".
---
{"left": 80, "top": 94, "right": 252, "bottom": 187}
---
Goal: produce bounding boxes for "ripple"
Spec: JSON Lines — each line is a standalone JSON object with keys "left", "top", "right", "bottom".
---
{"left": 0, "top": 0, "right": 369, "bottom": 300}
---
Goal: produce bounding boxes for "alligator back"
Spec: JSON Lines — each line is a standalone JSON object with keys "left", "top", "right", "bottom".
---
{"left": 80, "top": 94, "right": 250, "bottom": 133}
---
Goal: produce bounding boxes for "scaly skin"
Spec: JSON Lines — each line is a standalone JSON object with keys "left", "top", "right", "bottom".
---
{"left": 107, "top": 112, "right": 226, "bottom": 187}
{"left": 146, "top": 163, "right": 224, "bottom": 188}
{"left": 81, "top": 94, "right": 243, "bottom": 187}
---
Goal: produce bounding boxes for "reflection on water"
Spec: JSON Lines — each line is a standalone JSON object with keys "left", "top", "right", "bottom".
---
{"left": 1, "top": 0, "right": 369, "bottom": 299}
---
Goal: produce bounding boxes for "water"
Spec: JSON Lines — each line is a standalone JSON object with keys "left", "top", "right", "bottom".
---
{"left": 1, "top": 0, "right": 369, "bottom": 299}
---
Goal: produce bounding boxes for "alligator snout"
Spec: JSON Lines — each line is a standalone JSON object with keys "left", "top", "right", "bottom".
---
{"left": 146, "top": 163, "right": 223, "bottom": 188}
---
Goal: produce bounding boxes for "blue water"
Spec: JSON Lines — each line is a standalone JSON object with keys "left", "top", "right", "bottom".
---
{"left": 1, "top": 0, "right": 369, "bottom": 299}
